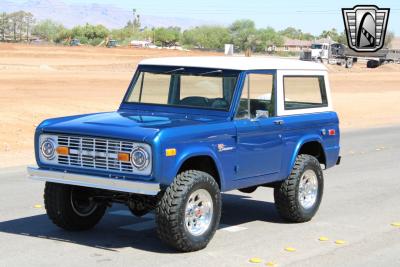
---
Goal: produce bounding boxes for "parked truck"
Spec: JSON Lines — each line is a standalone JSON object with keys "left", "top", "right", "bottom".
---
{"left": 28, "top": 57, "right": 341, "bottom": 252}
{"left": 301, "top": 42, "right": 400, "bottom": 68}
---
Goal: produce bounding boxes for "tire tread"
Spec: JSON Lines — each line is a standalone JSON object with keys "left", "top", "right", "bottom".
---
{"left": 274, "top": 154, "right": 323, "bottom": 223}
{"left": 44, "top": 182, "right": 106, "bottom": 231}
{"left": 156, "top": 170, "right": 221, "bottom": 252}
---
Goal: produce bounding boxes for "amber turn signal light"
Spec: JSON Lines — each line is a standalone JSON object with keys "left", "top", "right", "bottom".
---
{"left": 118, "top": 152, "right": 130, "bottom": 162}
{"left": 165, "top": 148, "right": 176, "bottom": 157}
{"left": 56, "top": 146, "right": 69, "bottom": 155}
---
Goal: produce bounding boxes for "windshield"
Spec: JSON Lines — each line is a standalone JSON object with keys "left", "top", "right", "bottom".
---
{"left": 311, "top": 44, "right": 323, "bottom": 49}
{"left": 124, "top": 68, "right": 239, "bottom": 111}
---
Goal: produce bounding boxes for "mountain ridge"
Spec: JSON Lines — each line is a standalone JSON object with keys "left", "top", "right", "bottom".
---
{"left": 0, "top": 0, "right": 211, "bottom": 29}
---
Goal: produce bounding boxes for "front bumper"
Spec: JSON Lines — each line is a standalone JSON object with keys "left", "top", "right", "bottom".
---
{"left": 27, "top": 166, "right": 160, "bottom": 195}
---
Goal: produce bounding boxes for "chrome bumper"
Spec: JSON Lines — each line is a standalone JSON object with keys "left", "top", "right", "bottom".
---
{"left": 27, "top": 166, "right": 160, "bottom": 195}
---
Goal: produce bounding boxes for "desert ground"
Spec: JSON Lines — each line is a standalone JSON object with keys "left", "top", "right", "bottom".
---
{"left": 1, "top": 44, "right": 400, "bottom": 167}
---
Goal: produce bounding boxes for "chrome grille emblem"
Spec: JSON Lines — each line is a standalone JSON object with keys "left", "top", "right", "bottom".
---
{"left": 342, "top": 5, "right": 390, "bottom": 52}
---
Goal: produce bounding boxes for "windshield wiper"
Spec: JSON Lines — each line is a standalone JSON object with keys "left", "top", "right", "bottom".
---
{"left": 164, "top": 67, "right": 185, "bottom": 74}
{"left": 199, "top": 69, "right": 222, "bottom": 75}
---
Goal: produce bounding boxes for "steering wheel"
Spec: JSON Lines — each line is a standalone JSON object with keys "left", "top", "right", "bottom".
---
{"left": 180, "top": 97, "right": 209, "bottom": 107}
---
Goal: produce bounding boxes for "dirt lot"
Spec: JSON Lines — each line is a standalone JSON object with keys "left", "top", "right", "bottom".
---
{"left": 1, "top": 44, "right": 400, "bottom": 167}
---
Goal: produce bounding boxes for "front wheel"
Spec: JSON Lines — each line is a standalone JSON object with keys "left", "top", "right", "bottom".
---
{"left": 155, "top": 170, "right": 221, "bottom": 252}
{"left": 44, "top": 182, "right": 107, "bottom": 230}
{"left": 274, "top": 154, "right": 324, "bottom": 222}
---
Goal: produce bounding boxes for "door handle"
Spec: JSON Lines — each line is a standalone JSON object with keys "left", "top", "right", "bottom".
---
{"left": 274, "top": 120, "right": 285, "bottom": 125}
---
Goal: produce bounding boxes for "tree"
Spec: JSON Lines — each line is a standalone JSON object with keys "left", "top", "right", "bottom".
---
{"left": 22, "top": 12, "right": 35, "bottom": 42}
{"left": 33, "top": 19, "right": 64, "bottom": 41}
{"left": 182, "top": 25, "right": 230, "bottom": 49}
{"left": 384, "top": 31, "right": 395, "bottom": 48}
{"left": 0, "top": 12, "right": 9, "bottom": 41}
{"left": 2, "top": 11, "right": 31, "bottom": 42}
{"left": 229, "top": 19, "right": 257, "bottom": 51}
{"left": 255, "top": 27, "right": 284, "bottom": 52}
{"left": 279, "top": 27, "right": 314, "bottom": 40}
{"left": 319, "top": 28, "right": 340, "bottom": 42}
{"left": 54, "top": 28, "right": 72, "bottom": 43}
{"left": 8, "top": 12, "right": 18, "bottom": 41}
{"left": 133, "top": 14, "right": 141, "bottom": 31}
{"left": 337, "top": 31, "right": 347, "bottom": 44}
{"left": 301, "top": 32, "right": 315, "bottom": 41}
{"left": 14, "top": 11, "right": 26, "bottom": 41}
{"left": 70, "top": 23, "right": 109, "bottom": 45}
{"left": 154, "top": 27, "right": 181, "bottom": 47}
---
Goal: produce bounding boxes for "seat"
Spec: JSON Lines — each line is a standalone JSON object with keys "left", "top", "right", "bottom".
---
{"left": 179, "top": 97, "right": 209, "bottom": 107}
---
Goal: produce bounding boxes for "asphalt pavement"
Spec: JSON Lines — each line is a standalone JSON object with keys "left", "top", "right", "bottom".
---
{"left": 0, "top": 126, "right": 400, "bottom": 267}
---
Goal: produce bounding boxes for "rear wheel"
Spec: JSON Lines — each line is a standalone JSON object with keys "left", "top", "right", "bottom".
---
{"left": 274, "top": 154, "right": 323, "bottom": 222}
{"left": 155, "top": 170, "right": 221, "bottom": 252}
{"left": 44, "top": 182, "right": 107, "bottom": 230}
{"left": 367, "top": 60, "right": 380, "bottom": 68}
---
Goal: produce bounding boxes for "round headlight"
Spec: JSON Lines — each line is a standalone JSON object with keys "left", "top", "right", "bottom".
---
{"left": 131, "top": 147, "right": 149, "bottom": 170}
{"left": 40, "top": 138, "right": 56, "bottom": 160}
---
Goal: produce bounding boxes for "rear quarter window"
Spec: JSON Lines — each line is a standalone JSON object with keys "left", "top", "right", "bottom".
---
{"left": 283, "top": 76, "right": 328, "bottom": 110}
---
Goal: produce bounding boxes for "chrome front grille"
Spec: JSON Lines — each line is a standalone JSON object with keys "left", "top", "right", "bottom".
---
{"left": 57, "top": 135, "right": 135, "bottom": 173}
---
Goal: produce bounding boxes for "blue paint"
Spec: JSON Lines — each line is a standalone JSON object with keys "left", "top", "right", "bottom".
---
{"left": 35, "top": 64, "right": 340, "bottom": 192}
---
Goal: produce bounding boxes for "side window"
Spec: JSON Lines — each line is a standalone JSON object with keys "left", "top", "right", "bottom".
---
{"left": 236, "top": 73, "right": 275, "bottom": 119}
{"left": 283, "top": 76, "right": 327, "bottom": 110}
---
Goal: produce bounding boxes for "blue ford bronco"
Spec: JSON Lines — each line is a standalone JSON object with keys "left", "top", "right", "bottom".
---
{"left": 28, "top": 57, "right": 340, "bottom": 252}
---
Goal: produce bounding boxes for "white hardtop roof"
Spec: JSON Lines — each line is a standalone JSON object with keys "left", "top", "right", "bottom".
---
{"left": 139, "top": 56, "right": 327, "bottom": 71}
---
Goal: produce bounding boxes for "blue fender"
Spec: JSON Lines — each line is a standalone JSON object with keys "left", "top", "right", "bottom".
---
{"left": 160, "top": 145, "right": 226, "bottom": 190}
{"left": 285, "top": 135, "right": 326, "bottom": 177}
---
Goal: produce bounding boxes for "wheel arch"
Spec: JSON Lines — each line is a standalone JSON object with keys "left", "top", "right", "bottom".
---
{"left": 163, "top": 148, "right": 225, "bottom": 191}
{"left": 287, "top": 137, "right": 327, "bottom": 175}
{"left": 178, "top": 155, "right": 222, "bottom": 189}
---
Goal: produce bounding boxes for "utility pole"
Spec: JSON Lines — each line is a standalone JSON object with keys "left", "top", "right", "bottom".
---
{"left": 132, "top": 8, "right": 136, "bottom": 32}
{"left": 26, "top": 15, "right": 29, "bottom": 43}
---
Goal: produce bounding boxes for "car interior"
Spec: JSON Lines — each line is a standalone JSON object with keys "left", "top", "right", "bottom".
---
{"left": 168, "top": 74, "right": 238, "bottom": 111}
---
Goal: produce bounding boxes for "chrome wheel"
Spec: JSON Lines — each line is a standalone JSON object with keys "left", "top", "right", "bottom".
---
{"left": 70, "top": 188, "right": 98, "bottom": 217}
{"left": 298, "top": 169, "right": 319, "bottom": 209}
{"left": 184, "top": 189, "right": 213, "bottom": 236}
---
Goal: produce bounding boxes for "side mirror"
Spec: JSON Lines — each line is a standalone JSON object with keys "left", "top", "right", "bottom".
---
{"left": 255, "top": 110, "right": 269, "bottom": 119}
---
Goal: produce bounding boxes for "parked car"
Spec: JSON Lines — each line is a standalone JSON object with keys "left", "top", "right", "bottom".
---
{"left": 107, "top": 39, "right": 118, "bottom": 48}
{"left": 28, "top": 57, "right": 341, "bottom": 252}
{"left": 69, "top": 38, "right": 80, "bottom": 46}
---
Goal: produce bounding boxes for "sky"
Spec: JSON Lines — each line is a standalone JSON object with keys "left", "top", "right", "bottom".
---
{"left": 9, "top": 0, "right": 400, "bottom": 34}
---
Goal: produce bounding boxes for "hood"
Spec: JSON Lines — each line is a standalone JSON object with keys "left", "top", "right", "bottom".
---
{"left": 38, "top": 111, "right": 225, "bottom": 142}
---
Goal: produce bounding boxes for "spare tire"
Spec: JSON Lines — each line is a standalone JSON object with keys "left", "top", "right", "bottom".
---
{"left": 367, "top": 60, "right": 380, "bottom": 68}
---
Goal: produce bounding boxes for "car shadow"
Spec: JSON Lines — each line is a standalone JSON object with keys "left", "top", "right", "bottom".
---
{"left": 0, "top": 192, "right": 284, "bottom": 253}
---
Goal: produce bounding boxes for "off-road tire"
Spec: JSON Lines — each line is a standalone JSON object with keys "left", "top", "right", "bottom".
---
{"left": 44, "top": 182, "right": 107, "bottom": 231}
{"left": 155, "top": 170, "right": 221, "bottom": 252}
{"left": 367, "top": 60, "right": 380, "bottom": 68}
{"left": 274, "top": 154, "right": 323, "bottom": 223}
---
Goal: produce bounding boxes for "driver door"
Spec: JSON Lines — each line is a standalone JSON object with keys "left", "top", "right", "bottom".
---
{"left": 234, "top": 72, "right": 284, "bottom": 180}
